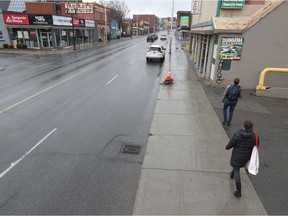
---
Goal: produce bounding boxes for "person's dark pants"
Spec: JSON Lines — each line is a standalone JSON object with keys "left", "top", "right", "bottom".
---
{"left": 233, "top": 167, "right": 242, "bottom": 196}
{"left": 223, "top": 101, "right": 237, "bottom": 124}
{"left": 233, "top": 167, "right": 241, "bottom": 183}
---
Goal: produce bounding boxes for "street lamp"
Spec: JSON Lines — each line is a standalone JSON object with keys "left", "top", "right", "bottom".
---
{"left": 66, "top": 6, "right": 78, "bottom": 50}
{"left": 169, "top": 0, "right": 174, "bottom": 54}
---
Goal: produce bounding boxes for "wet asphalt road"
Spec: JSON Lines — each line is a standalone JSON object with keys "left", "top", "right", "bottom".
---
{"left": 0, "top": 37, "right": 168, "bottom": 214}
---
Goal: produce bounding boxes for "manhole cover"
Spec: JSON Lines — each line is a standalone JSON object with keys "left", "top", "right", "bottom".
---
{"left": 121, "top": 144, "right": 141, "bottom": 155}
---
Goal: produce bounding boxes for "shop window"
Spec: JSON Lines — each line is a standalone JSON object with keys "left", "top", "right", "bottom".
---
{"left": 55, "top": 3, "right": 61, "bottom": 15}
{"left": 0, "top": 30, "right": 3, "bottom": 40}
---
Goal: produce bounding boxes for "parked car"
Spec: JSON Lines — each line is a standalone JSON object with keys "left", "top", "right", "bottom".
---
{"left": 147, "top": 34, "right": 154, "bottom": 42}
{"left": 160, "top": 35, "right": 167, "bottom": 40}
{"left": 146, "top": 45, "right": 166, "bottom": 62}
{"left": 151, "top": 33, "right": 158, "bottom": 40}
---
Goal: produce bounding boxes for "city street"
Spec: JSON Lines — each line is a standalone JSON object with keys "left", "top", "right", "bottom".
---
{"left": 0, "top": 37, "right": 167, "bottom": 214}
{"left": 0, "top": 35, "right": 288, "bottom": 215}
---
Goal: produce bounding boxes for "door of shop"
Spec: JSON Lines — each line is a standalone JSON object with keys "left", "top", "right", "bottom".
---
{"left": 40, "top": 32, "right": 52, "bottom": 48}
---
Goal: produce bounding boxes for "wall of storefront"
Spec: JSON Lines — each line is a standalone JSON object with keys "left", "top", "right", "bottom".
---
{"left": 0, "top": 13, "right": 10, "bottom": 47}
{"left": 2, "top": 12, "right": 97, "bottom": 49}
{"left": 215, "top": 1, "right": 288, "bottom": 89}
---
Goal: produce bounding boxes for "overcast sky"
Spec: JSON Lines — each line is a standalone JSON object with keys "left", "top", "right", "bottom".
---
{"left": 83, "top": 0, "right": 192, "bottom": 18}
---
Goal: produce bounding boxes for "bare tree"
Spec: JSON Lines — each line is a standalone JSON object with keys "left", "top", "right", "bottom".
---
{"left": 99, "top": 0, "right": 130, "bottom": 29}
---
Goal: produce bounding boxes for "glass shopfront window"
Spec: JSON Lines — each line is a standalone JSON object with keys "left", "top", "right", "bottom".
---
{"left": 27, "top": 29, "right": 39, "bottom": 48}
{"left": 54, "top": 29, "right": 68, "bottom": 47}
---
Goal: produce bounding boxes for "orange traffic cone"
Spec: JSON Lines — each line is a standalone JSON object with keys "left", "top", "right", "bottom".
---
{"left": 163, "top": 70, "right": 174, "bottom": 85}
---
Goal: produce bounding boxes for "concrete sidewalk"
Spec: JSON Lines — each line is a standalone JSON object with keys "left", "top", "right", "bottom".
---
{"left": 133, "top": 40, "right": 267, "bottom": 215}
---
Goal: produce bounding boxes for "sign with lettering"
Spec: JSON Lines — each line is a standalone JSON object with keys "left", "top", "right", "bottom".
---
{"left": 72, "top": 18, "right": 84, "bottom": 27}
{"left": 65, "top": 3, "right": 93, "bottom": 14}
{"left": 191, "top": 0, "right": 200, "bottom": 14}
{"left": 221, "top": 0, "right": 245, "bottom": 9}
{"left": 85, "top": 19, "right": 95, "bottom": 27}
{"left": 219, "top": 37, "right": 244, "bottom": 60}
{"left": 4, "top": 13, "right": 29, "bottom": 25}
{"left": 29, "top": 15, "right": 53, "bottom": 25}
{"left": 52, "top": 15, "right": 72, "bottom": 26}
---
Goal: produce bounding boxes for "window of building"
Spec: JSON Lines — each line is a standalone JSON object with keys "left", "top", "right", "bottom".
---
{"left": 0, "top": 30, "right": 3, "bottom": 40}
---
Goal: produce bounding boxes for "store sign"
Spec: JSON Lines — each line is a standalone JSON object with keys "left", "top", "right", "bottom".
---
{"left": 30, "top": 29, "right": 37, "bottom": 36}
{"left": 65, "top": 3, "right": 93, "bottom": 14}
{"left": 3, "top": 13, "right": 29, "bottom": 25}
{"left": 221, "top": 0, "right": 245, "bottom": 9}
{"left": 191, "top": 0, "right": 200, "bottom": 14}
{"left": 219, "top": 37, "right": 244, "bottom": 60}
{"left": 29, "top": 15, "right": 52, "bottom": 25}
{"left": 85, "top": 20, "right": 95, "bottom": 27}
{"left": 73, "top": 18, "right": 85, "bottom": 27}
{"left": 52, "top": 15, "right": 72, "bottom": 26}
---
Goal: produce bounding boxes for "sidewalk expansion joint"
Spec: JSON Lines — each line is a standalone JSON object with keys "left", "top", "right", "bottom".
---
{"left": 142, "top": 167, "right": 244, "bottom": 175}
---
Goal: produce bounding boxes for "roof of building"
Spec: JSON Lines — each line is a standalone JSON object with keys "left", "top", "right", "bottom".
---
{"left": 213, "top": 0, "right": 285, "bottom": 33}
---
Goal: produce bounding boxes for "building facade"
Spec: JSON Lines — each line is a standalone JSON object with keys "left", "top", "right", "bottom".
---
{"left": 0, "top": 0, "right": 111, "bottom": 49}
{"left": 189, "top": 0, "right": 288, "bottom": 90}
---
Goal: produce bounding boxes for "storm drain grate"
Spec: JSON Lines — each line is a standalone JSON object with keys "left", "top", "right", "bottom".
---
{"left": 121, "top": 144, "right": 141, "bottom": 155}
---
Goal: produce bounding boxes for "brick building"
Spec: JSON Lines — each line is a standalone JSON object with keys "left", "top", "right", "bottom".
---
{"left": 0, "top": 0, "right": 110, "bottom": 49}
{"left": 133, "top": 14, "right": 159, "bottom": 34}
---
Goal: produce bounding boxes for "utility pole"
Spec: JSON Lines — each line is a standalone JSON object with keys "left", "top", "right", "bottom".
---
{"left": 137, "top": 15, "right": 139, "bottom": 36}
{"left": 169, "top": 0, "right": 174, "bottom": 54}
{"left": 104, "top": 5, "right": 107, "bottom": 42}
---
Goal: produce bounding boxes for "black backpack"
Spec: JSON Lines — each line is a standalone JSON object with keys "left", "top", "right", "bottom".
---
{"left": 227, "top": 85, "right": 239, "bottom": 101}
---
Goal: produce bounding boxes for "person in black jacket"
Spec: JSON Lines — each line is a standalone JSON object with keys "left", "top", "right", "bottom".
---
{"left": 225, "top": 120, "right": 259, "bottom": 198}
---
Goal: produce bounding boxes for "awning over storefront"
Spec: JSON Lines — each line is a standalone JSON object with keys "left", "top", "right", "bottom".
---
{"left": 6, "top": 25, "right": 52, "bottom": 29}
{"left": 191, "top": 0, "right": 284, "bottom": 34}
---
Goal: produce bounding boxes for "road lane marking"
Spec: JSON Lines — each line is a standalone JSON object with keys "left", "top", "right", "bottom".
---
{"left": 129, "top": 59, "right": 136, "bottom": 64}
{"left": 0, "top": 68, "right": 89, "bottom": 114}
{"left": 106, "top": 74, "right": 119, "bottom": 85}
{"left": 0, "top": 128, "right": 57, "bottom": 179}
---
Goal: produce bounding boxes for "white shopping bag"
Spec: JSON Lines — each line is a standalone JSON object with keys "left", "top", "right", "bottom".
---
{"left": 247, "top": 146, "right": 259, "bottom": 175}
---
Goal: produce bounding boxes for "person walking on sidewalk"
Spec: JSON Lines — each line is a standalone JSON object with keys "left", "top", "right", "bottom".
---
{"left": 221, "top": 78, "right": 241, "bottom": 126}
{"left": 225, "top": 120, "right": 259, "bottom": 198}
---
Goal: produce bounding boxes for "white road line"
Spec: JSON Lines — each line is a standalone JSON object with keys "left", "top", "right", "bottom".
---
{"left": 106, "top": 74, "right": 119, "bottom": 85}
{"left": 129, "top": 59, "right": 136, "bottom": 64}
{"left": 0, "top": 128, "right": 57, "bottom": 179}
{"left": 0, "top": 68, "right": 89, "bottom": 114}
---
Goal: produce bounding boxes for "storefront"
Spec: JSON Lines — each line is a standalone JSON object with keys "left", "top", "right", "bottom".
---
{"left": 3, "top": 12, "right": 96, "bottom": 49}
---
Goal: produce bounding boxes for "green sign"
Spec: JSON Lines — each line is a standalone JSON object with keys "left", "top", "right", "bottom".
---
{"left": 221, "top": 0, "right": 245, "bottom": 9}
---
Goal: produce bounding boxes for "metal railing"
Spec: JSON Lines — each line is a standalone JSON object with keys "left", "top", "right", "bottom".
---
{"left": 256, "top": 68, "right": 288, "bottom": 90}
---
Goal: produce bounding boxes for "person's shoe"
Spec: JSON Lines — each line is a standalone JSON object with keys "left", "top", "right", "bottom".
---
{"left": 227, "top": 122, "right": 231, "bottom": 126}
{"left": 234, "top": 191, "right": 241, "bottom": 198}
{"left": 234, "top": 182, "right": 241, "bottom": 198}
{"left": 222, "top": 121, "right": 227, "bottom": 125}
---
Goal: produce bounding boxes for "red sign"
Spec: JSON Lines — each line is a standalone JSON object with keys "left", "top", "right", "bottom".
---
{"left": 3, "top": 13, "right": 29, "bottom": 25}
{"left": 30, "top": 29, "right": 37, "bottom": 36}
{"left": 73, "top": 17, "right": 80, "bottom": 27}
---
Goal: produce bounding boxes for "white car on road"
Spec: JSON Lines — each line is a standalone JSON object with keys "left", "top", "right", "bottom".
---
{"left": 160, "top": 35, "right": 167, "bottom": 40}
{"left": 146, "top": 45, "right": 166, "bottom": 62}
